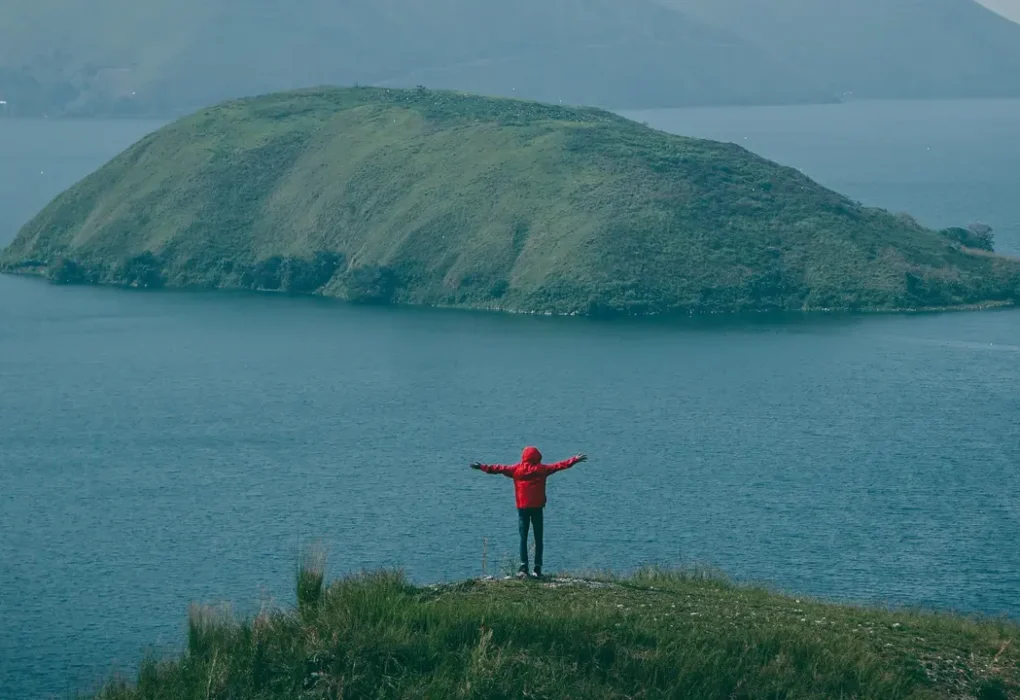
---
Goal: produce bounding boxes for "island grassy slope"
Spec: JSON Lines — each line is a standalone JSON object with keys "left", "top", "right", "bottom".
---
{"left": 3, "top": 87, "right": 1018, "bottom": 315}
{"left": 94, "top": 564, "right": 1019, "bottom": 699}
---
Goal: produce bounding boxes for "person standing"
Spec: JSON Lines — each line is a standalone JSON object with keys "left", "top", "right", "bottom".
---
{"left": 471, "top": 446, "right": 587, "bottom": 578}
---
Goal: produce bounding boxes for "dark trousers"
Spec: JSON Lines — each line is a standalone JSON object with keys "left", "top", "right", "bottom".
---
{"left": 518, "top": 507, "right": 544, "bottom": 570}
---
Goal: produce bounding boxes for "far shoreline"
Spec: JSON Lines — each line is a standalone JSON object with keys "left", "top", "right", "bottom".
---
{"left": 3, "top": 267, "right": 1016, "bottom": 321}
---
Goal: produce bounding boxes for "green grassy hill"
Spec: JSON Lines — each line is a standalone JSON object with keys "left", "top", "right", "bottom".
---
{"left": 93, "top": 562, "right": 1020, "bottom": 699}
{"left": 3, "top": 87, "right": 1019, "bottom": 315}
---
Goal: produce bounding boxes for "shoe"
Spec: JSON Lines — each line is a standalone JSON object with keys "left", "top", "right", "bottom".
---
{"left": 516, "top": 564, "right": 528, "bottom": 579}
{"left": 532, "top": 568, "right": 543, "bottom": 579}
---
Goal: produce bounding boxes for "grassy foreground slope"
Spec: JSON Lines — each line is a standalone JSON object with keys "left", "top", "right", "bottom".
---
{"left": 95, "top": 565, "right": 1019, "bottom": 699}
{"left": 3, "top": 87, "right": 1019, "bottom": 315}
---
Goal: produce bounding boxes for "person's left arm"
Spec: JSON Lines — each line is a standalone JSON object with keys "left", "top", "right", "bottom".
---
{"left": 470, "top": 462, "right": 518, "bottom": 478}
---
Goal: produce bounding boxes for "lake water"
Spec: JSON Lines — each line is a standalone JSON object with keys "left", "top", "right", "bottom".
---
{"left": 2, "top": 102, "right": 1019, "bottom": 698}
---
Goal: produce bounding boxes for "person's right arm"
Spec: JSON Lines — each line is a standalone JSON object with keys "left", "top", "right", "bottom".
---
{"left": 543, "top": 454, "right": 588, "bottom": 474}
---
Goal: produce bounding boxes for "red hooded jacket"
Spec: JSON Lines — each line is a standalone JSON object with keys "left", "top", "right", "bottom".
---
{"left": 478, "top": 447, "right": 582, "bottom": 509}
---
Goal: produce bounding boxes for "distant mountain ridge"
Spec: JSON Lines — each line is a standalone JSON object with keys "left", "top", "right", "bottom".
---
{"left": 3, "top": 0, "right": 1020, "bottom": 116}
{"left": 0, "top": 0, "right": 834, "bottom": 117}
{"left": 664, "top": 0, "right": 1020, "bottom": 99}
{"left": 977, "top": 0, "right": 1020, "bottom": 24}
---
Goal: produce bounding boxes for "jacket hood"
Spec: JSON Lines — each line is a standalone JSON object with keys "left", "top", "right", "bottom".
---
{"left": 521, "top": 446, "right": 542, "bottom": 464}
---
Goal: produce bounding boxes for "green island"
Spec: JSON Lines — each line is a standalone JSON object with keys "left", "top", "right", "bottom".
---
{"left": 3, "top": 86, "right": 1019, "bottom": 315}
{"left": 93, "top": 558, "right": 1019, "bottom": 699}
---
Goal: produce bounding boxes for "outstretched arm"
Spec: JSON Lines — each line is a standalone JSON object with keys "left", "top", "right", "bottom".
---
{"left": 545, "top": 454, "right": 587, "bottom": 474}
{"left": 470, "top": 462, "right": 517, "bottom": 478}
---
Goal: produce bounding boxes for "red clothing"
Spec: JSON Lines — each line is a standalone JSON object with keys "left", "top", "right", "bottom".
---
{"left": 479, "top": 446, "right": 582, "bottom": 509}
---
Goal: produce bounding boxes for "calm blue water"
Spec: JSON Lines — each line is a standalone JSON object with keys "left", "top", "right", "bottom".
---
{"left": 2, "top": 102, "right": 1019, "bottom": 698}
